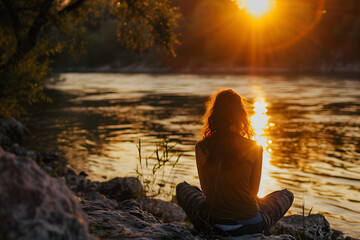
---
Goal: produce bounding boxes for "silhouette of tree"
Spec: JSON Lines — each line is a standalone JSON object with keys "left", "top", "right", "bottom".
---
{"left": 0, "top": 0, "right": 178, "bottom": 117}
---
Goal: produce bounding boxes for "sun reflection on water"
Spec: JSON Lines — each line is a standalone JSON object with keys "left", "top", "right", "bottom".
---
{"left": 250, "top": 96, "right": 273, "bottom": 198}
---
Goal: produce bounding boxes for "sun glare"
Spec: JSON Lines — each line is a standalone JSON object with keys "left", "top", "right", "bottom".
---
{"left": 247, "top": 0, "right": 270, "bottom": 17}
{"left": 235, "top": 0, "right": 273, "bottom": 18}
{"left": 250, "top": 93, "right": 273, "bottom": 198}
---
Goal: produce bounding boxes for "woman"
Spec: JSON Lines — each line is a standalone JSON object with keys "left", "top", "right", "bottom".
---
{"left": 176, "top": 89, "right": 294, "bottom": 236}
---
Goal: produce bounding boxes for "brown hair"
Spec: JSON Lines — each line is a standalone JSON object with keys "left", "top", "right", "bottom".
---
{"left": 201, "top": 89, "right": 254, "bottom": 140}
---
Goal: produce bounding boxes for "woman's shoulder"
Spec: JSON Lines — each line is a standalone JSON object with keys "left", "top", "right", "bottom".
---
{"left": 233, "top": 136, "right": 263, "bottom": 154}
{"left": 235, "top": 135, "right": 258, "bottom": 145}
{"left": 195, "top": 138, "right": 210, "bottom": 153}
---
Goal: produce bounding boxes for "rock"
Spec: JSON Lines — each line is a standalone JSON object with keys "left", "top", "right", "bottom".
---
{"left": 8, "top": 143, "right": 41, "bottom": 164}
{"left": 331, "top": 229, "right": 360, "bottom": 240}
{"left": 0, "top": 117, "right": 29, "bottom": 148}
{"left": 99, "top": 177, "right": 143, "bottom": 201}
{"left": 332, "top": 229, "right": 345, "bottom": 240}
{"left": 233, "top": 233, "right": 296, "bottom": 240}
{"left": 269, "top": 214, "right": 332, "bottom": 240}
{"left": 66, "top": 168, "right": 77, "bottom": 176}
{"left": 344, "top": 237, "right": 359, "bottom": 240}
{"left": 10, "top": 143, "right": 28, "bottom": 156}
{"left": 139, "top": 197, "right": 187, "bottom": 222}
{"left": 65, "top": 174, "right": 99, "bottom": 194}
{"left": 81, "top": 198, "right": 196, "bottom": 239}
{"left": 191, "top": 228, "right": 295, "bottom": 240}
{"left": 25, "top": 149, "right": 39, "bottom": 161}
{"left": 79, "top": 171, "right": 88, "bottom": 177}
{"left": 42, "top": 165, "right": 54, "bottom": 175}
{"left": 40, "top": 150, "right": 60, "bottom": 163}
{"left": 0, "top": 148, "right": 95, "bottom": 240}
{"left": 83, "top": 192, "right": 119, "bottom": 208}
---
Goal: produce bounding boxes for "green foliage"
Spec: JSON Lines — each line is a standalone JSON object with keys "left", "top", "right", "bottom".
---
{"left": 114, "top": 0, "right": 179, "bottom": 56}
{"left": 0, "top": 57, "right": 50, "bottom": 117}
{"left": 135, "top": 138, "right": 181, "bottom": 201}
{"left": 0, "top": 0, "right": 178, "bottom": 117}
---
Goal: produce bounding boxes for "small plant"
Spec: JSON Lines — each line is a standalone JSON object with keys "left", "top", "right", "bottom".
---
{"left": 299, "top": 181, "right": 315, "bottom": 240}
{"left": 135, "top": 138, "right": 181, "bottom": 201}
{"left": 89, "top": 224, "right": 97, "bottom": 235}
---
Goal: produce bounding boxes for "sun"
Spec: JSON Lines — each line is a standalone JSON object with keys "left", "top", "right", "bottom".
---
{"left": 246, "top": 0, "right": 271, "bottom": 17}
{"left": 235, "top": 0, "right": 273, "bottom": 18}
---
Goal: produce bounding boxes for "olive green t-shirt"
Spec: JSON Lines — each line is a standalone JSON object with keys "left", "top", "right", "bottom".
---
{"left": 196, "top": 135, "right": 263, "bottom": 221}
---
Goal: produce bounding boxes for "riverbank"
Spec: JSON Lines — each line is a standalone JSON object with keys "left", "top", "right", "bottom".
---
{"left": 53, "top": 65, "right": 360, "bottom": 78}
{"left": 0, "top": 117, "right": 358, "bottom": 239}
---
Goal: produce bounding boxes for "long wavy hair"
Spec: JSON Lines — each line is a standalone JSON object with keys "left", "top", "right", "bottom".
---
{"left": 201, "top": 89, "right": 254, "bottom": 141}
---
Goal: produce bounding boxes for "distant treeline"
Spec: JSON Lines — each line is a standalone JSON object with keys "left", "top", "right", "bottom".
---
{"left": 55, "top": 0, "right": 360, "bottom": 72}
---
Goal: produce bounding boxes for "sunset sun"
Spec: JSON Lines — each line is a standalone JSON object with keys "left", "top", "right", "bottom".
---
{"left": 235, "top": 0, "right": 273, "bottom": 18}
{"left": 246, "top": 0, "right": 271, "bottom": 17}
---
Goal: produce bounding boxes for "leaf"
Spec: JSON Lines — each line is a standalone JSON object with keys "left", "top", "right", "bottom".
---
{"left": 308, "top": 206, "right": 314, "bottom": 216}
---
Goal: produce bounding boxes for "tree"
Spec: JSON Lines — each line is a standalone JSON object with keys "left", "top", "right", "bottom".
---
{"left": 0, "top": 0, "right": 178, "bottom": 117}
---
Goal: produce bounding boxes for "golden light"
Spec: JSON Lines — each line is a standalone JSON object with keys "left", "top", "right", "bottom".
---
{"left": 235, "top": 0, "right": 274, "bottom": 18}
{"left": 247, "top": 0, "right": 270, "bottom": 17}
{"left": 251, "top": 98, "right": 269, "bottom": 147}
{"left": 250, "top": 95, "right": 273, "bottom": 197}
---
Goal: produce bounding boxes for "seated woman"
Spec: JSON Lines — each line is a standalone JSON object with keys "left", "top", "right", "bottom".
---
{"left": 176, "top": 89, "right": 294, "bottom": 236}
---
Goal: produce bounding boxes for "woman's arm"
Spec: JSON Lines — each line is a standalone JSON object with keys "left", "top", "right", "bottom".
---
{"left": 195, "top": 141, "right": 207, "bottom": 166}
{"left": 195, "top": 141, "right": 207, "bottom": 193}
{"left": 249, "top": 145, "right": 263, "bottom": 197}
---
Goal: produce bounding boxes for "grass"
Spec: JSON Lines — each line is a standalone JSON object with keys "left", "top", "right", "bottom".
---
{"left": 299, "top": 181, "right": 315, "bottom": 240}
{"left": 134, "top": 138, "right": 181, "bottom": 202}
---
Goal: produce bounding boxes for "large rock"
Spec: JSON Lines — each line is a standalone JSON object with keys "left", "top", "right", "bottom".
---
{"left": 81, "top": 198, "right": 195, "bottom": 239}
{"left": 139, "top": 197, "right": 187, "bottom": 223}
{"left": 99, "top": 177, "right": 143, "bottom": 201}
{"left": 0, "top": 148, "right": 95, "bottom": 240}
{"left": 269, "top": 214, "right": 332, "bottom": 240}
{"left": 80, "top": 195, "right": 295, "bottom": 240}
{"left": 0, "top": 118, "right": 28, "bottom": 148}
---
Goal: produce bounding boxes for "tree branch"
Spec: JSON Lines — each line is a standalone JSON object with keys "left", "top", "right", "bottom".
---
{"left": 58, "top": 0, "right": 87, "bottom": 15}
{"left": 16, "top": 1, "right": 55, "bottom": 61}
{"left": 0, "top": 0, "right": 87, "bottom": 71}
{"left": 3, "top": 0, "right": 20, "bottom": 38}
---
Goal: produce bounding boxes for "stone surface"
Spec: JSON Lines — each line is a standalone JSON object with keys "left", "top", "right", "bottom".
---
{"left": 332, "top": 229, "right": 346, "bottom": 240}
{"left": 65, "top": 173, "right": 99, "bottom": 194}
{"left": 269, "top": 214, "right": 332, "bottom": 240}
{"left": 331, "top": 229, "right": 360, "bottom": 240}
{"left": 81, "top": 198, "right": 195, "bottom": 239}
{"left": 191, "top": 227, "right": 296, "bottom": 240}
{"left": 139, "top": 197, "right": 187, "bottom": 222}
{"left": 99, "top": 177, "right": 143, "bottom": 201}
{"left": 233, "top": 233, "right": 296, "bottom": 240}
{"left": 0, "top": 118, "right": 28, "bottom": 148}
{"left": 0, "top": 148, "right": 95, "bottom": 240}
{"left": 40, "top": 150, "right": 60, "bottom": 163}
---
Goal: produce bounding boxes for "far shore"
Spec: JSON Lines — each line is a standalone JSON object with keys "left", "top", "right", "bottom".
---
{"left": 51, "top": 64, "right": 360, "bottom": 78}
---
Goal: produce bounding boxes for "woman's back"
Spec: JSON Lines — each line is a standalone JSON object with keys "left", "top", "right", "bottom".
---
{"left": 177, "top": 89, "right": 293, "bottom": 236}
{"left": 196, "top": 134, "right": 263, "bottom": 221}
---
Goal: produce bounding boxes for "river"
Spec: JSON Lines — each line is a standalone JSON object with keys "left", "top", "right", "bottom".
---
{"left": 23, "top": 73, "right": 360, "bottom": 237}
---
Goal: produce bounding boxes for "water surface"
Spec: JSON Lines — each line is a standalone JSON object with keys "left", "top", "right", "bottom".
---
{"left": 23, "top": 73, "right": 360, "bottom": 237}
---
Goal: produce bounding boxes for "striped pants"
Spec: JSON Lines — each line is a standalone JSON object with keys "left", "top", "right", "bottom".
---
{"left": 176, "top": 182, "right": 294, "bottom": 234}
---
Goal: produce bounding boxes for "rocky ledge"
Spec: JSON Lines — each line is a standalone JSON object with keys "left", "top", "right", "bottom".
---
{"left": 0, "top": 118, "right": 358, "bottom": 240}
